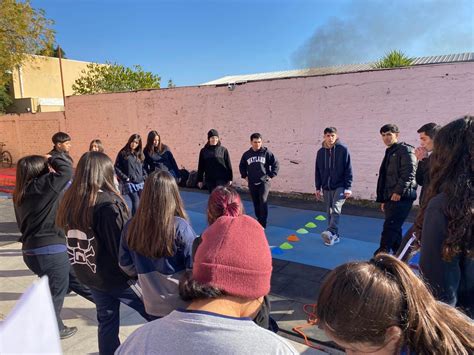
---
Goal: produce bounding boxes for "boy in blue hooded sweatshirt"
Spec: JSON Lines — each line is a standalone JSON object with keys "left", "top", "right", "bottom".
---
{"left": 315, "top": 127, "right": 353, "bottom": 246}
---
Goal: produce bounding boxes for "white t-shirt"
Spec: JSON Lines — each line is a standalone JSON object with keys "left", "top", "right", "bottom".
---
{"left": 116, "top": 309, "right": 298, "bottom": 355}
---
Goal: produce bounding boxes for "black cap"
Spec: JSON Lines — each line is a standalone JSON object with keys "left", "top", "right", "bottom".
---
{"left": 207, "top": 129, "right": 219, "bottom": 139}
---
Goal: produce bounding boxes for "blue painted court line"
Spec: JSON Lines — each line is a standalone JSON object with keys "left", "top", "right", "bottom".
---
{"left": 181, "top": 190, "right": 411, "bottom": 270}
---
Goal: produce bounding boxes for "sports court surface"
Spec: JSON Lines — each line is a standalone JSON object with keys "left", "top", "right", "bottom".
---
{"left": 181, "top": 190, "right": 411, "bottom": 270}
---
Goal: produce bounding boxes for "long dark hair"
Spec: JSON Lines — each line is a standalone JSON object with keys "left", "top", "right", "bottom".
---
{"left": 120, "top": 134, "right": 144, "bottom": 161}
{"left": 126, "top": 170, "right": 187, "bottom": 258}
{"left": 317, "top": 254, "right": 473, "bottom": 354}
{"left": 415, "top": 116, "right": 473, "bottom": 261}
{"left": 144, "top": 130, "right": 168, "bottom": 154}
{"left": 13, "top": 155, "right": 49, "bottom": 206}
{"left": 56, "top": 152, "right": 126, "bottom": 231}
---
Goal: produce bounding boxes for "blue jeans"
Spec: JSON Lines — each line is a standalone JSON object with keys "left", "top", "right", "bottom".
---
{"left": 90, "top": 284, "right": 150, "bottom": 355}
{"left": 123, "top": 191, "right": 141, "bottom": 216}
{"left": 23, "top": 251, "right": 70, "bottom": 331}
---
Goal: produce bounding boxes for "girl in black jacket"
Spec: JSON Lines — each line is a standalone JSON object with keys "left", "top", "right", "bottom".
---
{"left": 14, "top": 154, "right": 77, "bottom": 339}
{"left": 143, "top": 130, "right": 180, "bottom": 180}
{"left": 197, "top": 129, "right": 233, "bottom": 193}
{"left": 57, "top": 152, "right": 150, "bottom": 355}
{"left": 114, "top": 134, "right": 146, "bottom": 216}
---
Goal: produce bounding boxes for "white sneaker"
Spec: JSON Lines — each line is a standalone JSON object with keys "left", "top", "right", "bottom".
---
{"left": 321, "top": 231, "right": 340, "bottom": 246}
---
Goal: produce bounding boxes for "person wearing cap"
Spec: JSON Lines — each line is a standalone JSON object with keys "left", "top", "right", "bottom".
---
{"left": 116, "top": 215, "right": 298, "bottom": 355}
{"left": 197, "top": 129, "right": 233, "bottom": 193}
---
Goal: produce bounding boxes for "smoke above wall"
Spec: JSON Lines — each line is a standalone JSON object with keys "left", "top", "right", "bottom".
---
{"left": 292, "top": 0, "right": 474, "bottom": 68}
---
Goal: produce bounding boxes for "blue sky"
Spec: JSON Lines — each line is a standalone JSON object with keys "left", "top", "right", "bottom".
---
{"left": 32, "top": 0, "right": 473, "bottom": 86}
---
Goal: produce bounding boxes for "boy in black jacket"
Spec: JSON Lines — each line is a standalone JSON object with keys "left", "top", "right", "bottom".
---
{"left": 315, "top": 127, "right": 353, "bottom": 246}
{"left": 239, "top": 133, "right": 279, "bottom": 228}
{"left": 375, "top": 124, "right": 417, "bottom": 255}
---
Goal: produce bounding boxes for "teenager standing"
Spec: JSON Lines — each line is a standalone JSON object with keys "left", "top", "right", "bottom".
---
{"left": 57, "top": 152, "right": 150, "bottom": 355}
{"left": 14, "top": 154, "right": 77, "bottom": 339}
{"left": 115, "top": 134, "right": 146, "bottom": 216}
{"left": 239, "top": 133, "right": 279, "bottom": 228}
{"left": 143, "top": 130, "right": 180, "bottom": 180}
{"left": 197, "top": 129, "right": 233, "bottom": 193}
{"left": 119, "top": 171, "right": 198, "bottom": 318}
{"left": 315, "top": 127, "right": 353, "bottom": 246}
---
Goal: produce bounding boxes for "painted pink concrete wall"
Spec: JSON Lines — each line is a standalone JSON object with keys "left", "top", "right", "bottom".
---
{"left": 2, "top": 62, "right": 473, "bottom": 200}
{"left": 0, "top": 111, "right": 65, "bottom": 162}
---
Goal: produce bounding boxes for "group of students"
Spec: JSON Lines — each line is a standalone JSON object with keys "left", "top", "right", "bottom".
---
{"left": 112, "top": 128, "right": 280, "bottom": 228}
{"left": 12, "top": 115, "right": 473, "bottom": 354}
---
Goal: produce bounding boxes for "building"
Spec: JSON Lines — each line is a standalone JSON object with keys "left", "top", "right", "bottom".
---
{"left": 6, "top": 54, "right": 94, "bottom": 113}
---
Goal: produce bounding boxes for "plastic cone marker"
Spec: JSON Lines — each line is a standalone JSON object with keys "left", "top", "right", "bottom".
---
{"left": 296, "top": 228, "right": 309, "bottom": 234}
{"left": 305, "top": 222, "right": 317, "bottom": 228}
{"left": 315, "top": 215, "right": 326, "bottom": 221}
{"left": 279, "top": 242, "right": 294, "bottom": 250}
{"left": 272, "top": 248, "right": 284, "bottom": 255}
{"left": 287, "top": 235, "right": 300, "bottom": 242}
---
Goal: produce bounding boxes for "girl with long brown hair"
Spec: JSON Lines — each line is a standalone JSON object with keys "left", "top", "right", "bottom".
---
{"left": 316, "top": 254, "right": 473, "bottom": 354}
{"left": 119, "top": 170, "right": 198, "bottom": 318}
{"left": 114, "top": 134, "right": 146, "bottom": 215}
{"left": 143, "top": 130, "right": 181, "bottom": 180}
{"left": 415, "top": 115, "right": 473, "bottom": 318}
{"left": 56, "top": 152, "right": 150, "bottom": 355}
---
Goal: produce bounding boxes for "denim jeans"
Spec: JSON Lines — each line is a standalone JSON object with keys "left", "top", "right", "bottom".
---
{"left": 23, "top": 251, "right": 70, "bottom": 331}
{"left": 380, "top": 200, "right": 413, "bottom": 253}
{"left": 322, "top": 187, "right": 346, "bottom": 235}
{"left": 123, "top": 191, "right": 141, "bottom": 216}
{"left": 90, "top": 284, "right": 150, "bottom": 355}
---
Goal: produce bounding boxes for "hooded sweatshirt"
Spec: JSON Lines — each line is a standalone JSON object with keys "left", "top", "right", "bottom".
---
{"left": 239, "top": 147, "right": 279, "bottom": 185}
{"left": 197, "top": 144, "right": 233, "bottom": 183}
{"left": 66, "top": 191, "right": 131, "bottom": 291}
{"left": 15, "top": 155, "right": 73, "bottom": 250}
{"left": 315, "top": 140, "right": 353, "bottom": 191}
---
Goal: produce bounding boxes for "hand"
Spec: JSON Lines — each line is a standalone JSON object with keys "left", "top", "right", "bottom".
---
{"left": 227, "top": 181, "right": 233, "bottom": 186}
{"left": 414, "top": 146, "right": 428, "bottom": 161}
{"left": 315, "top": 190, "right": 322, "bottom": 200}
{"left": 197, "top": 182, "right": 203, "bottom": 189}
{"left": 390, "top": 193, "right": 401, "bottom": 201}
{"left": 344, "top": 191, "right": 352, "bottom": 199}
{"left": 44, "top": 154, "right": 52, "bottom": 159}
{"left": 381, "top": 203, "right": 385, "bottom": 212}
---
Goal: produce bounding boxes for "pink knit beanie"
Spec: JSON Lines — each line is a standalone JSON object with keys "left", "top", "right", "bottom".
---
{"left": 193, "top": 215, "right": 272, "bottom": 299}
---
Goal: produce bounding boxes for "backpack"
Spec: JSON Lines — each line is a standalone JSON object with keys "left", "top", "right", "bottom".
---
{"left": 186, "top": 170, "right": 198, "bottom": 188}
{"left": 178, "top": 169, "right": 190, "bottom": 187}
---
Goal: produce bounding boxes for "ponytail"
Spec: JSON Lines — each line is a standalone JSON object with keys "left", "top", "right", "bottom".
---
{"left": 317, "top": 254, "right": 473, "bottom": 354}
{"left": 207, "top": 186, "right": 244, "bottom": 225}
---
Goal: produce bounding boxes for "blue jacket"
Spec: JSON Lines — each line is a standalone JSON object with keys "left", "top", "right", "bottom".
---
{"left": 119, "top": 217, "right": 198, "bottom": 317}
{"left": 315, "top": 140, "right": 352, "bottom": 191}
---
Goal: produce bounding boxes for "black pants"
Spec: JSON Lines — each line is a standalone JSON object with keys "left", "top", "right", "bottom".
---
{"left": 249, "top": 182, "right": 270, "bottom": 228}
{"left": 68, "top": 266, "right": 95, "bottom": 303}
{"left": 23, "top": 251, "right": 70, "bottom": 331}
{"left": 379, "top": 200, "right": 413, "bottom": 253}
{"left": 206, "top": 179, "right": 228, "bottom": 194}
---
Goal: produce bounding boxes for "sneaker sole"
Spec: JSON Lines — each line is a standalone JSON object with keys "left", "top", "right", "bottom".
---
{"left": 60, "top": 328, "right": 78, "bottom": 340}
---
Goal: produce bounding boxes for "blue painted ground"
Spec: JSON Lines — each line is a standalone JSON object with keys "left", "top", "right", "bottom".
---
{"left": 181, "top": 190, "right": 411, "bottom": 270}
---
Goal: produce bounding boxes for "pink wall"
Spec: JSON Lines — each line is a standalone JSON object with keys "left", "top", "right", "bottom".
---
{"left": 0, "top": 112, "right": 65, "bottom": 161}
{"left": 2, "top": 62, "right": 473, "bottom": 200}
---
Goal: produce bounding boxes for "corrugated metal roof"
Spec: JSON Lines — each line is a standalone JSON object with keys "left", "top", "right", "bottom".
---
{"left": 202, "top": 52, "right": 474, "bottom": 86}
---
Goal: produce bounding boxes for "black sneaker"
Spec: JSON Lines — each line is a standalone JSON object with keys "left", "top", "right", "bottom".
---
{"left": 59, "top": 326, "right": 78, "bottom": 339}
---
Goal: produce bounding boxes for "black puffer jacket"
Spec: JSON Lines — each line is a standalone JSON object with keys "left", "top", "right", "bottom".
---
{"left": 376, "top": 142, "right": 417, "bottom": 202}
